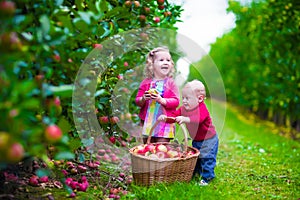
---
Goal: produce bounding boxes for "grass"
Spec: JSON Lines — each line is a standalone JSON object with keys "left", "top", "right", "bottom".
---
{"left": 123, "top": 99, "right": 300, "bottom": 200}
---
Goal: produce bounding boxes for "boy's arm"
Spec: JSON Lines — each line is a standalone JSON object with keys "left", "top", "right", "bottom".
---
{"left": 188, "top": 104, "right": 209, "bottom": 124}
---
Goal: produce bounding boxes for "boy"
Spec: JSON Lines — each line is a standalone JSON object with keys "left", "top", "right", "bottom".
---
{"left": 159, "top": 80, "right": 219, "bottom": 186}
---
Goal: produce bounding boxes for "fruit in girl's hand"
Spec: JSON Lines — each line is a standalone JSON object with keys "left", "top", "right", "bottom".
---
{"left": 148, "top": 88, "right": 158, "bottom": 94}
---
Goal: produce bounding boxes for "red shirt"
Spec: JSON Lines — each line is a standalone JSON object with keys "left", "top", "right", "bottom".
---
{"left": 173, "top": 102, "right": 216, "bottom": 141}
{"left": 135, "top": 78, "right": 179, "bottom": 120}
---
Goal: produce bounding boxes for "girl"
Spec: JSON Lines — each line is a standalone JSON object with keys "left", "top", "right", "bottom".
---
{"left": 135, "top": 47, "right": 179, "bottom": 143}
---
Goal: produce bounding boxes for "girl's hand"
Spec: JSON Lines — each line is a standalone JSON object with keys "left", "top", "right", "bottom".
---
{"left": 151, "top": 93, "right": 166, "bottom": 106}
{"left": 143, "top": 91, "right": 151, "bottom": 101}
{"left": 175, "top": 116, "right": 190, "bottom": 124}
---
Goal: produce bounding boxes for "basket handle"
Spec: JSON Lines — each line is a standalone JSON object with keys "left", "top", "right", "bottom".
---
{"left": 146, "top": 117, "right": 189, "bottom": 152}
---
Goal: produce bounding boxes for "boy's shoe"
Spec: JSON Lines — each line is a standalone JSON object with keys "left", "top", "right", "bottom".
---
{"left": 198, "top": 179, "right": 209, "bottom": 186}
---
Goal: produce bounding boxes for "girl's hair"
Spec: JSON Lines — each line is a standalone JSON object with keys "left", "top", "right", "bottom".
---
{"left": 143, "top": 46, "right": 175, "bottom": 79}
{"left": 186, "top": 80, "right": 206, "bottom": 97}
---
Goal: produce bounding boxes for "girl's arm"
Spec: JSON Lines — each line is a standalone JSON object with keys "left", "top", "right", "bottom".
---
{"left": 135, "top": 80, "right": 149, "bottom": 107}
{"left": 160, "top": 79, "right": 180, "bottom": 108}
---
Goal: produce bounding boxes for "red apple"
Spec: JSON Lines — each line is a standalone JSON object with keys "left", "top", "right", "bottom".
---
{"left": 156, "top": 144, "right": 168, "bottom": 152}
{"left": 164, "top": 11, "right": 172, "bottom": 17}
{"left": 144, "top": 7, "right": 150, "bottom": 14}
{"left": 167, "top": 150, "right": 179, "bottom": 158}
{"left": 186, "top": 151, "right": 195, "bottom": 156}
{"left": 39, "top": 176, "right": 49, "bottom": 183}
{"left": 53, "top": 96, "right": 61, "bottom": 107}
{"left": 78, "top": 165, "right": 87, "bottom": 173}
{"left": 155, "top": 151, "right": 166, "bottom": 159}
{"left": 102, "top": 153, "right": 111, "bottom": 162}
{"left": 99, "top": 116, "right": 109, "bottom": 124}
{"left": 148, "top": 154, "right": 159, "bottom": 159}
{"left": 140, "top": 32, "right": 149, "bottom": 40}
{"left": 45, "top": 125, "right": 62, "bottom": 142}
{"left": 139, "top": 15, "right": 146, "bottom": 22}
{"left": 29, "top": 175, "right": 39, "bottom": 186}
{"left": 93, "top": 43, "right": 103, "bottom": 49}
{"left": 69, "top": 192, "right": 76, "bottom": 198}
{"left": 145, "top": 144, "right": 156, "bottom": 153}
{"left": 78, "top": 182, "right": 89, "bottom": 192}
{"left": 110, "top": 116, "right": 119, "bottom": 124}
{"left": 133, "top": 145, "right": 147, "bottom": 155}
{"left": 98, "top": 149, "right": 106, "bottom": 155}
{"left": 0, "top": 1, "right": 16, "bottom": 16}
{"left": 158, "top": 5, "right": 164, "bottom": 10}
{"left": 0, "top": 32, "right": 22, "bottom": 51}
{"left": 153, "top": 17, "right": 160, "bottom": 23}
{"left": 7, "top": 143, "right": 24, "bottom": 163}
{"left": 124, "top": 0, "right": 132, "bottom": 8}
{"left": 109, "top": 136, "right": 116, "bottom": 144}
{"left": 157, "top": 0, "right": 164, "bottom": 5}
{"left": 133, "top": 1, "right": 140, "bottom": 7}
{"left": 53, "top": 54, "right": 61, "bottom": 62}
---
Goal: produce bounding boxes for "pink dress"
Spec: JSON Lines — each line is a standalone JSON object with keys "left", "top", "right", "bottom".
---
{"left": 136, "top": 78, "right": 179, "bottom": 138}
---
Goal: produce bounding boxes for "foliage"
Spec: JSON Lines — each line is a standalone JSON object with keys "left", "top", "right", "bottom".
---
{"left": 190, "top": 0, "right": 300, "bottom": 136}
{"left": 0, "top": 0, "right": 183, "bottom": 164}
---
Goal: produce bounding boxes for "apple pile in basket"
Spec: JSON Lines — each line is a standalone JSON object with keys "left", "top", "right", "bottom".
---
{"left": 132, "top": 143, "right": 195, "bottom": 159}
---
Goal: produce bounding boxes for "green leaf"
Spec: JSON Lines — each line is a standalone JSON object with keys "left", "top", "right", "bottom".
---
{"left": 55, "top": 0, "right": 63, "bottom": 6}
{"left": 39, "top": 15, "right": 50, "bottom": 36}
{"left": 54, "top": 151, "right": 75, "bottom": 160}
{"left": 58, "top": 117, "right": 71, "bottom": 133}
{"left": 78, "top": 11, "right": 93, "bottom": 24}
{"left": 36, "top": 169, "right": 50, "bottom": 177}
{"left": 20, "top": 99, "right": 39, "bottom": 109}
{"left": 82, "top": 138, "right": 94, "bottom": 147}
{"left": 49, "top": 85, "right": 73, "bottom": 98}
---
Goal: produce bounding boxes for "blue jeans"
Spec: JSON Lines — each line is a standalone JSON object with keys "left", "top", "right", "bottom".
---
{"left": 192, "top": 134, "right": 219, "bottom": 182}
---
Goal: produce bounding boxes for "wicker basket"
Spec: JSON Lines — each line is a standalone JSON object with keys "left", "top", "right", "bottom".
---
{"left": 129, "top": 118, "right": 200, "bottom": 186}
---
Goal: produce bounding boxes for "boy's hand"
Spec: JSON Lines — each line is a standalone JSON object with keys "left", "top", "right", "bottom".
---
{"left": 158, "top": 115, "right": 167, "bottom": 121}
{"left": 175, "top": 116, "right": 190, "bottom": 124}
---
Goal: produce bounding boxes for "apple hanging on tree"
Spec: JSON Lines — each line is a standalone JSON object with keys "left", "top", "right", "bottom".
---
{"left": 45, "top": 125, "right": 63, "bottom": 143}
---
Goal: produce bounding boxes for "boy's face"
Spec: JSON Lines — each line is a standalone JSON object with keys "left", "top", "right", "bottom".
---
{"left": 181, "top": 86, "right": 201, "bottom": 111}
{"left": 153, "top": 51, "right": 173, "bottom": 79}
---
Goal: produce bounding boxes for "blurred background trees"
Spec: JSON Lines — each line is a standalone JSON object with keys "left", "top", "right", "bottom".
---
{"left": 189, "top": 0, "right": 300, "bottom": 139}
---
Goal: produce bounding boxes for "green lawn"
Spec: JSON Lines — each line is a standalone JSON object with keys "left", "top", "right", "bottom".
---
{"left": 123, "top": 99, "right": 300, "bottom": 200}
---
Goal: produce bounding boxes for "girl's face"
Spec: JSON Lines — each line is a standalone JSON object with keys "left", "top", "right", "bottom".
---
{"left": 152, "top": 51, "right": 173, "bottom": 79}
{"left": 181, "top": 86, "right": 202, "bottom": 111}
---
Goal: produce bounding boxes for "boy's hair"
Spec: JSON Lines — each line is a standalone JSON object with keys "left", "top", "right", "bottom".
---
{"left": 186, "top": 80, "right": 206, "bottom": 97}
{"left": 144, "top": 46, "right": 175, "bottom": 79}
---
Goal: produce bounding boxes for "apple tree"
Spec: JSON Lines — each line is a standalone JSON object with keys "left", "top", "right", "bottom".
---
{"left": 0, "top": 0, "right": 183, "bottom": 169}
